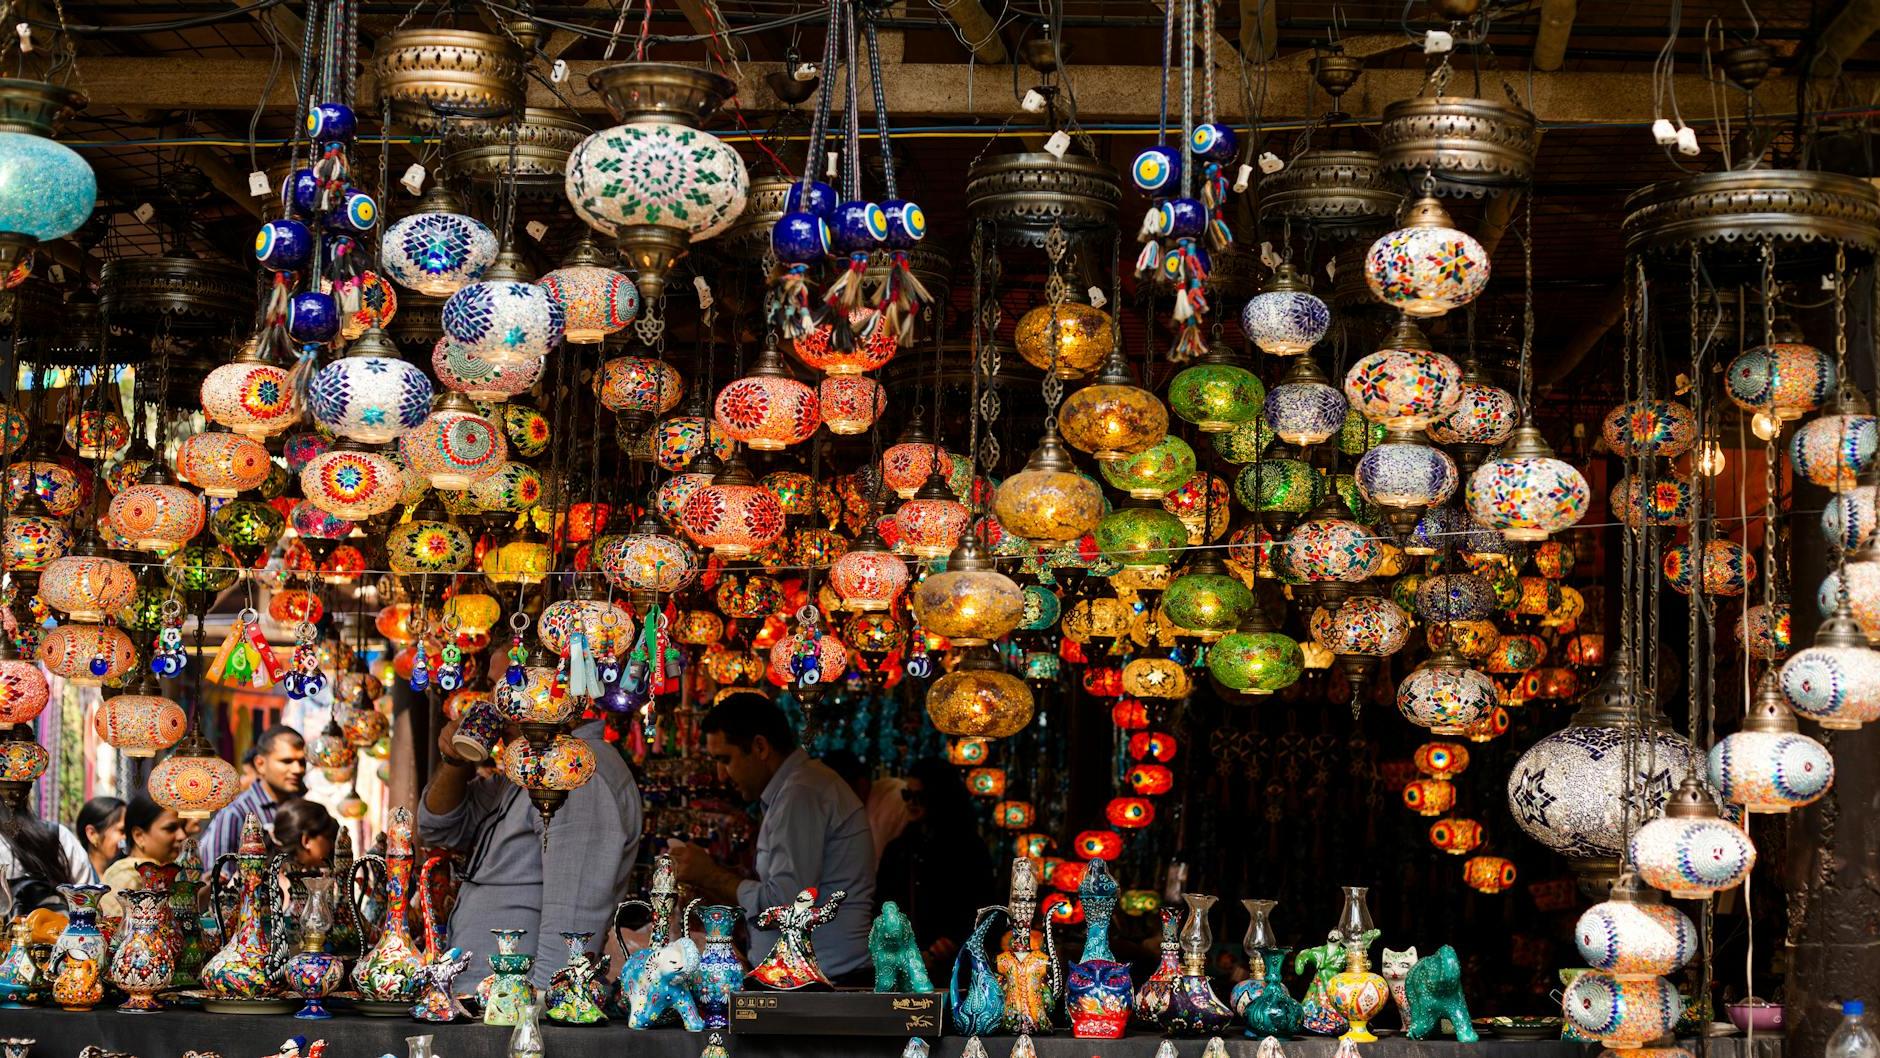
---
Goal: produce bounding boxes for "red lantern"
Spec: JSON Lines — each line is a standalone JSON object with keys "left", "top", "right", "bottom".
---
{"left": 1075, "top": 830, "right": 1124, "bottom": 861}
{"left": 1083, "top": 666, "right": 1124, "bottom": 697}
{"left": 1412, "top": 741, "right": 1470, "bottom": 779}
{"left": 1127, "top": 763, "right": 1175, "bottom": 796}
{"left": 1463, "top": 855, "right": 1517, "bottom": 894}
{"left": 1014, "top": 832, "right": 1052, "bottom": 858}
{"left": 1043, "top": 894, "right": 1083, "bottom": 925}
{"left": 994, "top": 801, "right": 1036, "bottom": 830}
{"left": 1128, "top": 730, "right": 1179, "bottom": 763}
{"left": 1402, "top": 778, "right": 1455, "bottom": 817}
{"left": 1465, "top": 706, "right": 1512, "bottom": 743}
{"left": 1060, "top": 638, "right": 1088, "bottom": 664}
{"left": 1428, "top": 816, "right": 1484, "bottom": 856}
{"left": 1049, "top": 859, "right": 1088, "bottom": 893}
{"left": 1106, "top": 796, "right": 1155, "bottom": 829}
{"left": 1564, "top": 633, "right": 1605, "bottom": 669}
{"left": 1111, "top": 698, "right": 1150, "bottom": 730}
{"left": 268, "top": 589, "right": 323, "bottom": 625}
{"left": 947, "top": 737, "right": 989, "bottom": 766}
{"left": 965, "top": 767, "right": 1006, "bottom": 798}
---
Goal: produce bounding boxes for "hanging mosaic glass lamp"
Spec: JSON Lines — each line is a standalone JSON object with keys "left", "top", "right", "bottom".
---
{"left": 994, "top": 430, "right": 1105, "bottom": 545}
{"left": 715, "top": 344, "right": 821, "bottom": 451}
{"left": 1206, "top": 601, "right": 1303, "bottom": 694}
{"left": 1264, "top": 353, "right": 1347, "bottom": 446}
{"left": 309, "top": 325, "right": 435, "bottom": 445}
{"left": 1780, "top": 591, "right": 1880, "bottom": 729}
{"left": 1630, "top": 778, "right": 1756, "bottom": 900}
{"left": 1710, "top": 670, "right": 1834, "bottom": 813}
{"left": 1241, "top": 261, "right": 1330, "bottom": 356}
{"left": 1356, "top": 427, "right": 1458, "bottom": 538}
{"left": 1058, "top": 345, "right": 1169, "bottom": 463}
{"left": 912, "top": 535, "right": 1024, "bottom": 646}
{"left": 538, "top": 233, "right": 639, "bottom": 343}
{"left": 1014, "top": 295, "right": 1114, "bottom": 379}
{"left": 927, "top": 645, "right": 1034, "bottom": 739}
{"left": 1168, "top": 339, "right": 1264, "bottom": 433}
{"left": 1161, "top": 555, "right": 1253, "bottom": 640}
{"left": 1466, "top": 420, "right": 1590, "bottom": 541}
{"left": 566, "top": 63, "right": 750, "bottom": 299}
{"left": 1725, "top": 309, "right": 1834, "bottom": 424}
{"left": 382, "top": 184, "right": 498, "bottom": 297}
{"left": 1344, "top": 316, "right": 1462, "bottom": 429}
{"left": 1428, "top": 353, "right": 1518, "bottom": 474}
{"left": 0, "top": 79, "right": 96, "bottom": 273}
{"left": 201, "top": 332, "right": 299, "bottom": 439}
{"left": 1364, "top": 193, "right": 1489, "bottom": 318}
{"left": 680, "top": 453, "right": 786, "bottom": 558}
{"left": 896, "top": 468, "right": 970, "bottom": 560}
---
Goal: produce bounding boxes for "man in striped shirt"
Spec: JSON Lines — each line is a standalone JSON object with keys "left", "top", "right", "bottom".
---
{"left": 198, "top": 725, "right": 307, "bottom": 866}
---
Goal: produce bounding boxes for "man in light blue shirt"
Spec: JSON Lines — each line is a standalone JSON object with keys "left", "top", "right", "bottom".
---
{"left": 669, "top": 691, "right": 876, "bottom": 983}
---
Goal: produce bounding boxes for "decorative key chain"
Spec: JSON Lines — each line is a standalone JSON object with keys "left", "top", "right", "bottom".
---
{"left": 150, "top": 598, "right": 188, "bottom": 677}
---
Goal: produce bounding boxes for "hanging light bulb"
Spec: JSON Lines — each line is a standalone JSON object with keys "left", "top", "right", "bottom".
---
{"left": 1264, "top": 354, "right": 1347, "bottom": 446}
{"left": 1058, "top": 347, "right": 1168, "bottom": 463}
{"left": 382, "top": 185, "right": 498, "bottom": 297}
{"left": 911, "top": 535, "right": 1023, "bottom": 646}
{"left": 1711, "top": 670, "right": 1834, "bottom": 813}
{"left": 714, "top": 344, "right": 820, "bottom": 451}
{"left": 994, "top": 430, "right": 1105, "bottom": 544}
{"left": 1168, "top": 340, "right": 1264, "bottom": 433}
{"left": 1466, "top": 420, "right": 1590, "bottom": 541}
{"left": 1363, "top": 193, "right": 1489, "bottom": 317}
{"left": 1241, "top": 261, "right": 1329, "bottom": 356}
{"left": 537, "top": 234, "right": 639, "bottom": 343}
{"left": 1630, "top": 778, "right": 1756, "bottom": 899}
{"left": 1344, "top": 317, "right": 1463, "bottom": 429}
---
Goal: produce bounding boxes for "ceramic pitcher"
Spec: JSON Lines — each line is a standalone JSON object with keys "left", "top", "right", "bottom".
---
{"left": 168, "top": 839, "right": 210, "bottom": 984}
{"left": 110, "top": 889, "right": 174, "bottom": 1012}
{"left": 49, "top": 882, "right": 108, "bottom": 1010}
{"left": 353, "top": 807, "right": 424, "bottom": 1001}
{"left": 689, "top": 902, "right": 744, "bottom": 1029}
{"left": 201, "top": 816, "right": 276, "bottom": 998}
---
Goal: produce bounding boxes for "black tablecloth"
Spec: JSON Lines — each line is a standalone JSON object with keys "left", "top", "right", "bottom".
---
{"left": 0, "top": 1008, "right": 1785, "bottom": 1058}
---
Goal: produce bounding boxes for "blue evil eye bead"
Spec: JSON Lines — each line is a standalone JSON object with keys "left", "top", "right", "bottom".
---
{"left": 1161, "top": 244, "right": 1210, "bottom": 281}
{"left": 1159, "top": 198, "right": 1207, "bottom": 238}
{"left": 306, "top": 102, "right": 357, "bottom": 143}
{"left": 254, "top": 219, "right": 312, "bottom": 271}
{"left": 1132, "top": 146, "right": 1182, "bottom": 192}
{"left": 283, "top": 168, "right": 320, "bottom": 220}
{"left": 286, "top": 291, "right": 341, "bottom": 343}
{"left": 339, "top": 189, "right": 378, "bottom": 233}
{"left": 829, "top": 201, "right": 886, "bottom": 254}
{"left": 786, "top": 180, "right": 838, "bottom": 218}
{"left": 771, "top": 211, "right": 829, "bottom": 264}
{"left": 1190, "top": 122, "right": 1238, "bottom": 162}
{"left": 880, "top": 200, "right": 926, "bottom": 249}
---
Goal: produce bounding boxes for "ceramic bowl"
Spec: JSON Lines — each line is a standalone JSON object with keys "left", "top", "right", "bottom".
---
{"left": 1727, "top": 999, "right": 1784, "bottom": 1033}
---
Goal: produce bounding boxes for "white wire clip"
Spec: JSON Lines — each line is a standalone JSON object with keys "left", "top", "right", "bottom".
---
{"left": 1021, "top": 89, "right": 1048, "bottom": 114}
{"left": 400, "top": 163, "right": 427, "bottom": 195}
{"left": 1042, "top": 130, "right": 1071, "bottom": 158}
{"left": 1651, "top": 119, "right": 1678, "bottom": 145}
{"left": 1423, "top": 29, "right": 1453, "bottom": 54}
{"left": 1086, "top": 285, "right": 1108, "bottom": 310}
{"left": 15, "top": 24, "right": 30, "bottom": 53}
{"left": 1675, "top": 125, "right": 1700, "bottom": 156}
{"left": 551, "top": 59, "right": 569, "bottom": 83}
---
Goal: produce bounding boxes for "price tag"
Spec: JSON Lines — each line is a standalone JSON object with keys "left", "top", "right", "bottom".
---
{"left": 400, "top": 162, "right": 427, "bottom": 195}
{"left": 247, "top": 171, "right": 272, "bottom": 197}
{"left": 551, "top": 59, "right": 569, "bottom": 83}
{"left": 133, "top": 202, "right": 155, "bottom": 225}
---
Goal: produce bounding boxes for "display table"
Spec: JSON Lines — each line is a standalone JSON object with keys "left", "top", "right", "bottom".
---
{"left": 0, "top": 1009, "right": 1786, "bottom": 1058}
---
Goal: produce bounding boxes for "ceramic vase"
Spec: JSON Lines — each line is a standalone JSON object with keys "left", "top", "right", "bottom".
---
{"left": 1067, "top": 859, "right": 1130, "bottom": 1039}
{"left": 110, "top": 889, "right": 174, "bottom": 1011}
{"left": 50, "top": 882, "right": 109, "bottom": 1010}
{"left": 545, "top": 931, "right": 607, "bottom": 1025}
{"left": 0, "top": 920, "right": 35, "bottom": 1006}
{"left": 482, "top": 928, "right": 538, "bottom": 1027}
{"left": 691, "top": 903, "right": 745, "bottom": 1029}
{"left": 1242, "top": 948, "right": 1303, "bottom": 1038}
{"left": 354, "top": 808, "right": 424, "bottom": 1001}
{"left": 1165, "top": 892, "right": 1234, "bottom": 1035}
{"left": 1132, "top": 907, "right": 1182, "bottom": 1026}
{"left": 201, "top": 817, "right": 276, "bottom": 998}
{"left": 1297, "top": 938, "right": 1350, "bottom": 1036}
{"left": 131, "top": 861, "right": 182, "bottom": 977}
{"left": 168, "top": 841, "right": 210, "bottom": 984}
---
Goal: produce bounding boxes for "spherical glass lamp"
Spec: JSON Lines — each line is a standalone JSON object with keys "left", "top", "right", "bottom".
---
{"left": 680, "top": 455, "right": 786, "bottom": 558}
{"left": 1212, "top": 418, "right": 1276, "bottom": 464}
{"left": 1285, "top": 517, "right": 1382, "bottom": 583}
{"left": 201, "top": 337, "right": 298, "bottom": 439}
{"left": 1207, "top": 605, "right": 1303, "bottom": 694}
{"left": 882, "top": 420, "right": 952, "bottom": 499}
{"left": 0, "top": 638, "right": 48, "bottom": 725}
{"left": 767, "top": 624, "right": 850, "bottom": 687}
{"left": 37, "top": 622, "right": 135, "bottom": 686}
{"left": 386, "top": 507, "right": 474, "bottom": 575}
{"left": 0, "top": 81, "right": 96, "bottom": 271}
{"left": 1062, "top": 595, "right": 1133, "bottom": 646}
{"left": 95, "top": 675, "right": 188, "bottom": 758}
{"left": 538, "top": 236, "right": 639, "bottom": 342}
{"left": 1561, "top": 972, "right": 1683, "bottom": 1050}
{"left": 1415, "top": 572, "right": 1496, "bottom": 622}
{"left": 1726, "top": 319, "right": 1835, "bottom": 421}
{"left": 382, "top": 186, "right": 498, "bottom": 296}
{"left": 1308, "top": 595, "right": 1411, "bottom": 657}
{"left": 895, "top": 471, "right": 971, "bottom": 559}
{"left": 1789, "top": 386, "right": 1877, "bottom": 492}
{"left": 1242, "top": 261, "right": 1329, "bottom": 355}
{"left": 164, "top": 543, "right": 241, "bottom": 595}
{"left": 1737, "top": 603, "right": 1791, "bottom": 661}
{"left": 911, "top": 536, "right": 1023, "bottom": 646}
{"left": 1355, "top": 430, "right": 1458, "bottom": 535}
{"left": 597, "top": 355, "right": 684, "bottom": 419}
{"left": 1014, "top": 298, "right": 1114, "bottom": 379}
{"left": 401, "top": 392, "right": 508, "bottom": 489}
{"left": 928, "top": 647, "right": 1034, "bottom": 738}
{"left": 1121, "top": 656, "right": 1192, "bottom": 699}
{"left": 1711, "top": 671, "right": 1834, "bottom": 813}
{"left": 1098, "top": 433, "right": 1195, "bottom": 499}
{"left": 1343, "top": 317, "right": 1462, "bottom": 428}
{"left": 1662, "top": 538, "right": 1755, "bottom": 597}
{"left": 993, "top": 431, "right": 1105, "bottom": 545}
{"left": 176, "top": 430, "right": 272, "bottom": 498}
{"left": 434, "top": 336, "right": 543, "bottom": 403}
{"left": 1397, "top": 652, "right": 1496, "bottom": 733}
{"left": 1781, "top": 595, "right": 1880, "bottom": 729}
{"left": 790, "top": 308, "right": 900, "bottom": 377}
{"left": 715, "top": 346, "right": 820, "bottom": 451}
{"left": 468, "top": 460, "right": 545, "bottom": 513}
{"left": 147, "top": 733, "right": 240, "bottom": 820}
{"left": 1573, "top": 874, "right": 1697, "bottom": 981}
{"left": 1161, "top": 556, "right": 1253, "bottom": 639}
{"left": 1364, "top": 195, "right": 1490, "bottom": 317}
{"left": 2, "top": 495, "right": 67, "bottom": 573}
{"left": 1264, "top": 354, "right": 1347, "bottom": 446}
{"left": 1630, "top": 778, "right": 1757, "bottom": 899}
{"left": 1823, "top": 485, "right": 1878, "bottom": 552}
{"left": 1465, "top": 422, "right": 1590, "bottom": 541}
{"left": 828, "top": 527, "right": 908, "bottom": 611}
{"left": 1428, "top": 356, "right": 1517, "bottom": 455}
{"left": 1233, "top": 452, "right": 1322, "bottom": 522}
{"left": 1058, "top": 349, "right": 1169, "bottom": 463}
{"left": 1601, "top": 399, "right": 1698, "bottom": 459}
{"left": 209, "top": 496, "right": 285, "bottom": 567}
{"left": 1610, "top": 473, "right": 1695, "bottom": 528}
{"left": 309, "top": 328, "right": 435, "bottom": 444}
{"left": 820, "top": 375, "right": 885, "bottom": 435}
{"left": 300, "top": 444, "right": 404, "bottom": 520}
{"left": 1093, "top": 502, "right": 1187, "bottom": 569}
{"left": 40, "top": 546, "right": 137, "bottom": 622}
{"left": 1168, "top": 343, "right": 1263, "bottom": 433}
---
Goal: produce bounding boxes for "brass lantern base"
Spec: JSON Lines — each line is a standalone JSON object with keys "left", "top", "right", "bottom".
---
{"left": 588, "top": 62, "right": 738, "bottom": 126}
{"left": 616, "top": 226, "right": 689, "bottom": 301}
{"left": 0, "top": 79, "right": 86, "bottom": 136}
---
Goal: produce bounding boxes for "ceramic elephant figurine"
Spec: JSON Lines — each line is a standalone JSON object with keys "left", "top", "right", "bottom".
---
{"left": 1403, "top": 944, "right": 1475, "bottom": 1042}
{"left": 871, "top": 901, "right": 933, "bottom": 993}
{"left": 626, "top": 939, "right": 704, "bottom": 1031}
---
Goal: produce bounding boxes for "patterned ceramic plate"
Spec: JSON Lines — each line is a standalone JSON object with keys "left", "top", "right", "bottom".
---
{"left": 171, "top": 991, "right": 298, "bottom": 1016}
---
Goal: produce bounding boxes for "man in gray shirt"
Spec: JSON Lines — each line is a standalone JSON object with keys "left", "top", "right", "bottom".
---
{"left": 669, "top": 691, "right": 876, "bottom": 984}
{"left": 420, "top": 715, "right": 642, "bottom": 990}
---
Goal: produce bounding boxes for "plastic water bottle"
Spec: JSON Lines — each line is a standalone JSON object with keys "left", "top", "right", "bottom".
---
{"left": 1828, "top": 1000, "right": 1880, "bottom": 1058}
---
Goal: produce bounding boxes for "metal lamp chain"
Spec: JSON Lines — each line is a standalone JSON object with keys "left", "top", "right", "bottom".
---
{"left": 1042, "top": 221, "right": 1068, "bottom": 431}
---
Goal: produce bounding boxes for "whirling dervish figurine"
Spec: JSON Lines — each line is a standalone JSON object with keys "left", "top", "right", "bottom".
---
{"left": 747, "top": 888, "right": 847, "bottom": 991}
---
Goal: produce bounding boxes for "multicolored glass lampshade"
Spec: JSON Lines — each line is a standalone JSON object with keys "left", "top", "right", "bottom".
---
{"left": 538, "top": 597, "right": 637, "bottom": 657}
{"left": 1309, "top": 595, "right": 1411, "bottom": 657}
{"left": 1401, "top": 777, "right": 1455, "bottom": 816}
{"left": 1781, "top": 598, "right": 1880, "bottom": 729}
{"left": 382, "top": 188, "right": 498, "bottom": 296}
{"left": 0, "top": 116, "right": 97, "bottom": 253}
{"left": 40, "top": 550, "right": 136, "bottom": 622}
{"left": 0, "top": 645, "right": 49, "bottom": 725}
{"left": 1014, "top": 299, "right": 1114, "bottom": 379}
{"left": 1601, "top": 400, "right": 1698, "bottom": 459}
{"left": 1121, "top": 656, "right": 1192, "bottom": 699}
{"left": 1285, "top": 517, "right": 1382, "bottom": 582}
{"left": 1161, "top": 559, "right": 1253, "bottom": 638}
{"left": 147, "top": 733, "right": 241, "bottom": 820}
{"left": 401, "top": 396, "right": 508, "bottom": 489}
{"left": 1355, "top": 435, "right": 1458, "bottom": 509}
{"left": 1212, "top": 418, "right": 1277, "bottom": 464}
{"left": 176, "top": 431, "right": 272, "bottom": 498}
{"left": 95, "top": 684, "right": 188, "bottom": 758}
{"left": 1264, "top": 355, "right": 1347, "bottom": 445}
{"left": 300, "top": 446, "right": 404, "bottom": 520}
{"left": 715, "top": 347, "right": 820, "bottom": 451}
{"left": 481, "top": 533, "right": 553, "bottom": 586}
{"left": 1428, "top": 361, "right": 1517, "bottom": 449}
{"left": 1789, "top": 394, "right": 1877, "bottom": 492}
{"left": 202, "top": 345, "right": 298, "bottom": 439}
{"left": 164, "top": 543, "right": 241, "bottom": 594}
{"left": 829, "top": 530, "right": 908, "bottom": 611}
{"left": 501, "top": 732, "right": 598, "bottom": 794}
{"left": 1093, "top": 503, "right": 1187, "bottom": 569}
{"left": 1234, "top": 455, "right": 1322, "bottom": 516}
{"left": 1058, "top": 352, "right": 1169, "bottom": 463}
{"left": 565, "top": 115, "right": 749, "bottom": 280}
{"left": 1630, "top": 780, "right": 1756, "bottom": 899}
{"left": 1725, "top": 333, "right": 1834, "bottom": 420}
{"left": 1099, "top": 433, "right": 1195, "bottom": 499}
{"left": 308, "top": 330, "right": 435, "bottom": 444}
{"left": 1662, "top": 538, "right": 1756, "bottom": 597}
{"left": 1208, "top": 613, "right": 1304, "bottom": 694}
{"left": 1168, "top": 347, "right": 1264, "bottom": 433}
{"left": 1610, "top": 473, "right": 1695, "bottom": 528}
{"left": 468, "top": 460, "right": 545, "bottom": 513}
{"left": 1429, "top": 816, "right": 1484, "bottom": 855}
{"left": 1363, "top": 196, "right": 1489, "bottom": 317}
{"left": 1710, "top": 674, "right": 1833, "bottom": 813}
{"left": 993, "top": 432, "right": 1105, "bottom": 545}
{"left": 1561, "top": 972, "right": 1683, "bottom": 1049}
{"left": 1465, "top": 424, "right": 1590, "bottom": 541}
{"left": 1241, "top": 262, "right": 1329, "bottom": 355}
{"left": 538, "top": 242, "right": 639, "bottom": 343}
{"left": 37, "top": 622, "right": 136, "bottom": 686}
{"left": 596, "top": 355, "right": 684, "bottom": 419}
{"left": 912, "top": 538, "right": 1023, "bottom": 646}
{"left": 1573, "top": 877, "right": 1697, "bottom": 980}
{"left": 386, "top": 515, "right": 473, "bottom": 574}
{"left": 927, "top": 648, "right": 1034, "bottom": 738}
{"left": 1397, "top": 655, "right": 1496, "bottom": 733}
{"left": 1343, "top": 319, "right": 1462, "bottom": 428}
{"left": 819, "top": 375, "right": 885, "bottom": 435}
{"left": 680, "top": 457, "right": 786, "bottom": 558}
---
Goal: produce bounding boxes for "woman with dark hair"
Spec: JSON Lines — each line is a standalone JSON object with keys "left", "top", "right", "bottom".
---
{"left": 99, "top": 795, "right": 187, "bottom": 920}
{"left": 271, "top": 798, "right": 338, "bottom": 868}
{"left": 876, "top": 758, "right": 999, "bottom": 965}
{"left": 0, "top": 798, "right": 89, "bottom": 912}
{"left": 75, "top": 796, "right": 125, "bottom": 880}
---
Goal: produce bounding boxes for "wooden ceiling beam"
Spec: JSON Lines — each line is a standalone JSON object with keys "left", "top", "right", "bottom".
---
{"left": 1815, "top": 0, "right": 1880, "bottom": 78}
{"left": 237, "top": 0, "right": 307, "bottom": 58}
{"left": 1532, "top": 0, "right": 1577, "bottom": 71}
{"left": 934, "top": 0, "right": 1009, "bottom": 65}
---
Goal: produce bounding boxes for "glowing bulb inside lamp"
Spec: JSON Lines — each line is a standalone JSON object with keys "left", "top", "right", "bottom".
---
{"left": 1695, "top": 440, "right": 1726, "bottom": 477}
{"left": 1751, "top": 412, "right": 1780, "bottom": 442}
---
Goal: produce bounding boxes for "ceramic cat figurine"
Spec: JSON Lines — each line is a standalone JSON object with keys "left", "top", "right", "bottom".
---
{"left": 1403, "top": 945, "right": 1475, "bottom": 1042}
{"left": 1381, "top": 946, "right": 1418, "bottom": 1025}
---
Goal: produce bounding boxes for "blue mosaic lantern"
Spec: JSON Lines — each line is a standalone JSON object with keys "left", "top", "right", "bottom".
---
{"left": 382, "top": 186, "right": 497, "bottom": 297}
{"left": 0, "top": 82, "right": 97, "bottom": 270}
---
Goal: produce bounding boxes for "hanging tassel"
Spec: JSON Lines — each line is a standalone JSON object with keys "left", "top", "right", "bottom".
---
{"left": 1135, "top": 240, "right": 1162, "bottom": 278}
{"left": 824, "top": 251, "right": 870, "bottom": 321}
{"left": 567, "top": 628, "right": 602, "bottom": 700}
{"left": 874, "top": 251, "right": 932, "bottom": 348}
{"left": 769, "top": 262, "right": 819, "bottom": 340}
